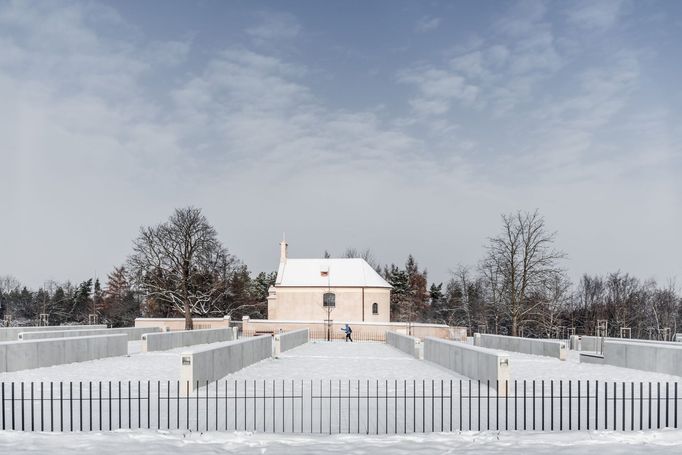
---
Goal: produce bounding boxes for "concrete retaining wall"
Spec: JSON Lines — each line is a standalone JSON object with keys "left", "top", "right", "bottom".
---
{"left": 19, "top": 326, "right": 163, "bottom": 342}
{"left": 274, "top": 329, "right": 308, "bottom": 356}
{"left": 0, "top": 334, "right": 128, "bottom": 373}
{"left": 180, "top": 336, "right": 272, "bottom": 393}
{"left": 579, "top": 352, "right": 605, "bottom": 365}
{"left": 475, "top": 334, "right": 566, "bottom": 360}
{"left": 597, "top": 340, "right": 682, "bottom": 376}
{"left": 0, "top": 325, "right": 107, "bottom": 342}
{"left": 142, "top": 327, "right": 234, "bottom": 352}
{"left": 386, "top": 331, "right": 422, "bottom": 359}
{"left": 424, "top": 337, "right": 510, "bottom": 391}
{"left": 241, "top": 318, "right": 462, "bottom": 341}
{"left": 576, "top": 336, "right": 682, "bottom": 352}
{"left": 135, "top": 317, "right": 231, "bottom": 331}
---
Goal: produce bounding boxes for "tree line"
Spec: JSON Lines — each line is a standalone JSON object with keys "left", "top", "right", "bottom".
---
{"left": 1, "top": 207, "right": 679, "bottom": 338}
{"left": 382, "top": 211, "right": 681, "bottom": 339}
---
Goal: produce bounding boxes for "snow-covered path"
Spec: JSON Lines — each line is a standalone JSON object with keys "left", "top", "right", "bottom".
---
{"left": 232, "top": 341, "right": 467, "bottom": 382}
{"left": 0, "top": 340, "right": 463, "bottom": 384}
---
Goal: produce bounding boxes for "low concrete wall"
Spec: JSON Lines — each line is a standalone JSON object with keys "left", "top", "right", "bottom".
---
{"left": 475, "top": 334, "right": 566, "bottom": 360}
{"left": 180, "top": 336, "right": 272, "bottom": 393}
{"left": 19, "top": 326, "right": 163, "bottom": 342}
{"left": 274, "top": 329, "right": 308, "bottom": 356}
{"left": 142, "top": 327, "right": 234, "bottom": 352}
{"left": 135, "top": 317, "right": 231, "bottom": 332}
{"left": 576, "top": 336, "right": 682, "bottom": 352}
{"left": 0, "top": 325, "right": 107, "bottom": 342}
{"left": 386, "top": 331, "right": 422, "bottom": 359}
{"left": 579, "top": 352, "right": 605, "bottom": 365}
{"left": 598, "top": 340, "right": 682, "bottom": 376}
{"left": 0, "top": 334, "right": 127, "bottom": 373}
{"left": 569, "top": 335, "right": 580, "bottom": 350}
{"left": 424, "top": 337, "right": 510, "bottom": 392}
{"left": 241, "top": 318, "right": 464, "bottom": 341}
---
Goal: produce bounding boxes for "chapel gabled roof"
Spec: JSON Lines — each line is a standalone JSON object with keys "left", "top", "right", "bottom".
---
{"left": 275, "top": 258, "right": 391, "bottom": 288}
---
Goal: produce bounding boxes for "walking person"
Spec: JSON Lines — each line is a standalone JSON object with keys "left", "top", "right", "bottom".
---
{"left": 343, "top": 323, "right": 353, "bottom": 342}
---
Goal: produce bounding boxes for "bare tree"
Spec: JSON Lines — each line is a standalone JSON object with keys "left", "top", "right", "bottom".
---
{"left": 574, "top": 274, "right": 606, "bottom": 335}
{"left": 536, "top": 273, "right": 572, "bottom": 338}
{"left": 0, "top": 275, "right": 21, "bottom": 322}
{"left": 127, "top": 207, "right": 236, "bottom": 330}
{"left": 484, "top": 210, "right": 566, "bottom": 336}
{"left": 647, "top": 279, "right": 678, "bottom": 340}
{"left": 605, "top": 272, "right": 642, "bottom": 337}
{"left": 343, "top": 247, "right": 381, "bottom": 272}
{"left": 480, "top": 255, "right": 504, "bottom": 334}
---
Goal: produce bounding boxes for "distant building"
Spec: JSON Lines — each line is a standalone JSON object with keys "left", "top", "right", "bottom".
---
{"left": 267, "top": 239, "right": 392, "bottom": 322}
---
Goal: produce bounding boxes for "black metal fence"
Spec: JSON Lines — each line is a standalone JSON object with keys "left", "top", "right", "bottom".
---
{"left": 308, "top": 330, "right": 385, "bottom": 342}
{"left": 238, "top": 330, "right": 385, "bottom": 342}
{"left": 0, "top": 379, "right": 679, "bottom": 433}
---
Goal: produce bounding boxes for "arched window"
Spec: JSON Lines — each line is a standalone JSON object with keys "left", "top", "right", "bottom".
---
{"left": 372, "top": 302, "right": 378, "bottom": 315}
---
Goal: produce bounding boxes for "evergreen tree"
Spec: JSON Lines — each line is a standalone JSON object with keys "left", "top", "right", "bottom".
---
{"left": 93, "top": 278, "right": 104, "bottom": 315}
{"left": 103, "top": 266, "right": 140, "bottom": 327}
{"left": 71, "top": 279, "right": 93, "bottom": 323}
{"left": 251, "top": 271, "right": 277, "bottom": 318}
{"left": 386, "top": 265, "right": 409, "bottom": 321}
{"left": 405, "top": 255, "right": 429, "bottom": 322}
{"left": 428, "top": 283, "right": 444, "bottom": 321}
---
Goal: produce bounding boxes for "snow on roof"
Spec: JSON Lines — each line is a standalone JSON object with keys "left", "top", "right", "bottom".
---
{"left": 275, "top": 258, "right": 391, "bottom": 288}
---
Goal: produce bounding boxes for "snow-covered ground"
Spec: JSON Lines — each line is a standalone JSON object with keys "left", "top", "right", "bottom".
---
{"left": 2, "top": 429, "right": 682, "bottom": 454}
{"left": 1, "top": 340, "right": 681, "bottom": 435}
{"left": 509, "top": 350, "right": 682, "bottom": 383}
{"left": 0, "top": 342, "right": 182, "bottom": 383}
{"left": 234, "top": 341, "right": 467, "bottom": 382}
{"left": 4, "top": 339, "right": 678, "bottom": 385}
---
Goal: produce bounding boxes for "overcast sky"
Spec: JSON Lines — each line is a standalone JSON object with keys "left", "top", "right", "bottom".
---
{"left": 1, "top": 0, "right": 681, "bottom": 288}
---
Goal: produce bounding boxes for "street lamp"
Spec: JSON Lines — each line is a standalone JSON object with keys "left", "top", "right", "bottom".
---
{"left": 323, "top": 292, "right": 335, "bottom": 341}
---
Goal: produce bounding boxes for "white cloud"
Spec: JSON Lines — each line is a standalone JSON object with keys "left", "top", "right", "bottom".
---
{"left": 566, "top": 0, "right": 628, "bottom": 30}
{"left": 246, "top": 11, "right": 301, "bottom": 42}
{"left": 495, "top": 0, "right": 547, "bottom": 36}
{"left": 398, "top": 67, "right": 479, "bottom": 115}
{"left": 415, "top": 16, "right": 441, "bottom": 33}
{"left": 146, "top": 40, "right": 191, "bottom": 67}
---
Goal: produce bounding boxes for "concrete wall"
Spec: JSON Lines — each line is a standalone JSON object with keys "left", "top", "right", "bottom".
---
{"left": 242, "top": 318, "right": 462, "bottom": 341}
{"left": 475, "top": 334, "right": 567, "bottom": 360}
{"left": 135, "top": 317, "right": 230, "bottom": 331}
{"left": 386, "top": 331, "right": 422, "bottom": 359}
{"left": 575, "top": 335, "right": 682, "bottom": 352}
{"left": 597, "top": 340, "right": 682, "bottom": 376}
{"left": 579, "top": 353, "right": 605, "bottom": 365}
{"left": 142, "top": 327, "right": 234, "bottom": 352}
{"left": 267, "top": 286, "right": 391, "bottom": 322}
{"left": 19, "top": 326, "right": 163, "bottom": 341}
{"left": 424, "top": 337, "right": 510, "bottom": 392}
{"left": 0, "top": 325, "right": 107, "bottom": 342}
{"left": 0, "top": 334, "right": 127, "bottom": 373}
{"left": 274, "top": 329, "right": 308, "bottom": 356}
{"left": 180, "top": 336, "right": 272, "bottom": 393}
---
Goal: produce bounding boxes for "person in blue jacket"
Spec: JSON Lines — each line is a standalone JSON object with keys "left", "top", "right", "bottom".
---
{"left": 343, "top": 323, "right": 353, "bottom": 342}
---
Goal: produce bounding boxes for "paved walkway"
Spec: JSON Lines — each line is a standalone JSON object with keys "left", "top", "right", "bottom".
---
{"left": 229, "top": 341, "right": 466, "bottom": 382}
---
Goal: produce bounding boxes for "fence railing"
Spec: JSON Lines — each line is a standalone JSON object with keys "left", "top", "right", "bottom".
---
{"left": 1, "top": 379, "right": 679, "bottom": 433}
{"left": 239, "top": 330, "right": 385, "bottom": 342}
{"left": 308, "top": 330, "right": 385, "bottom": 342}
